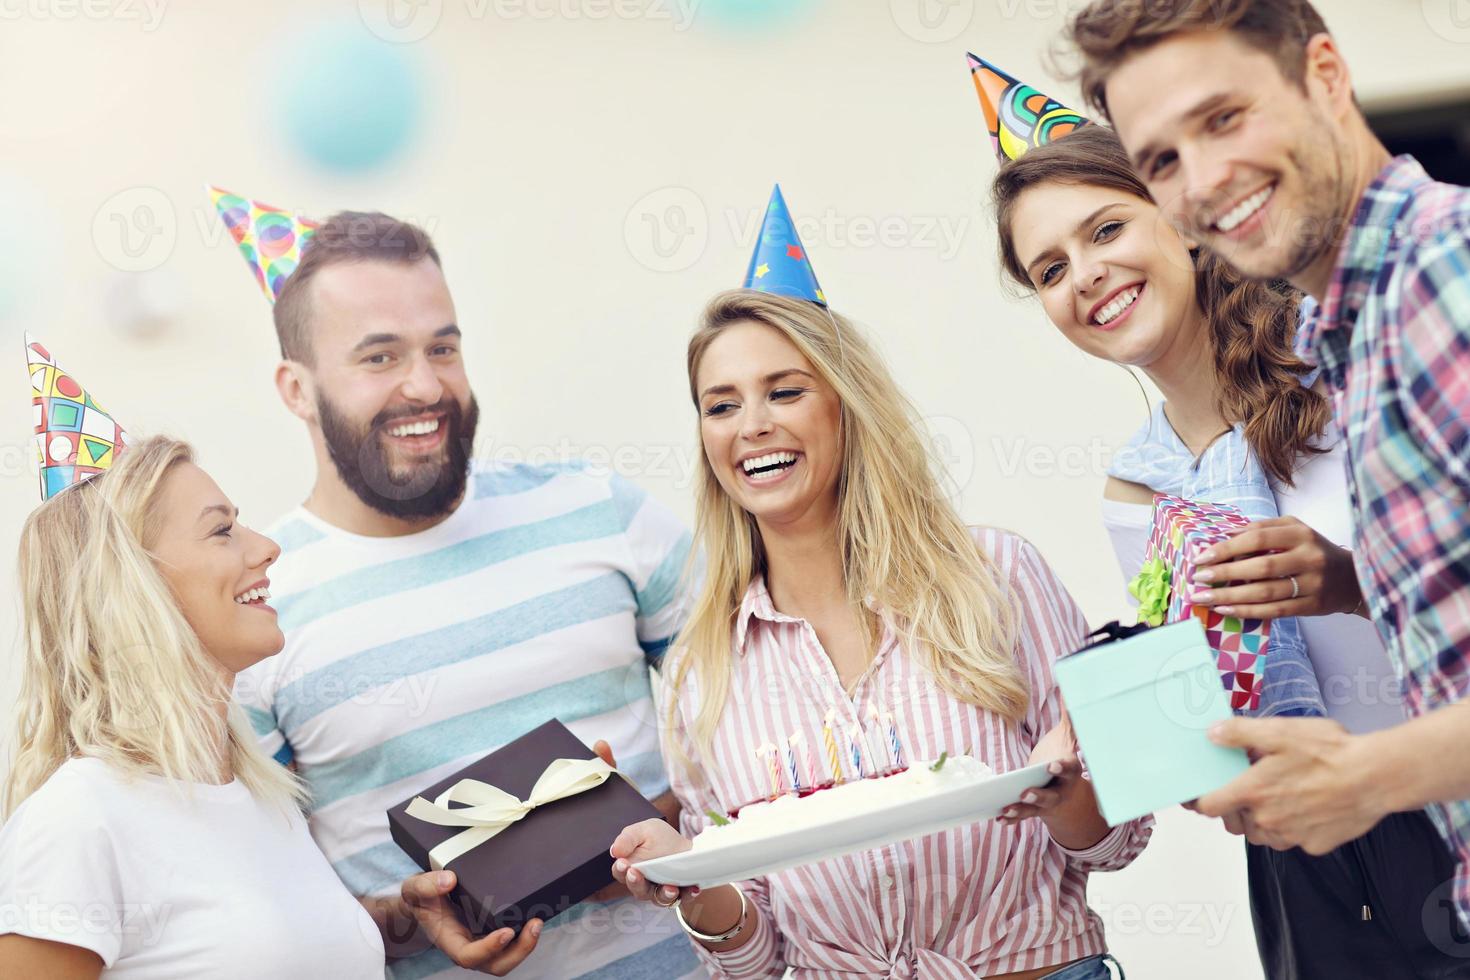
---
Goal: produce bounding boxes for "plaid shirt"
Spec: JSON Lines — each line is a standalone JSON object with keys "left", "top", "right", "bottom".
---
{"left": 1296, "top": 155, "right": 1470, "bottom": 917}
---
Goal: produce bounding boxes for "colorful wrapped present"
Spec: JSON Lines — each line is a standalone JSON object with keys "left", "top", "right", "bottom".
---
{"left": 1136, "top": 493, "right": 1271, "bottom": 712}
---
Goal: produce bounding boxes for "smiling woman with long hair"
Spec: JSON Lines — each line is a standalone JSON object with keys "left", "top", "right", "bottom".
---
{"left": 5, "top": 439, "right": 304, "bottom": 812}
{"left": 991, "top": 122, "right": 1464, "bottom": 979}
{"left": 0, "top": 436, "right": 528, "bottom": 979}
{"left": 608, "top": 290, "right": 1151, "bottom": 980}
{"left": 0, "top": 437, "right": 386, "bottom": 979}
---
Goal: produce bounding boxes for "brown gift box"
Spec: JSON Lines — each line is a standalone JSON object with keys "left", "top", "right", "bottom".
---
{"left": 387, "top": 718, "right": 661, "bottom": 933}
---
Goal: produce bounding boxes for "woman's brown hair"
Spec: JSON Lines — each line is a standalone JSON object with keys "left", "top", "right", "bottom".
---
{"left": 992, "top": 124, "right": 1330, "bottom": 486}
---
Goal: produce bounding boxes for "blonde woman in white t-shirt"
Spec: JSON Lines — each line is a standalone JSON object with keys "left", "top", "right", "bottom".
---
{"left": 0, "top": 436, "right": 540, "bottom": 978}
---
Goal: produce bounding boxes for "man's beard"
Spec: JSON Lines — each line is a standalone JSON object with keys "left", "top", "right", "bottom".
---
{"left": 1278, "top": 132, "right": 1353, "bottom": 281}
{"left": 317, "top": 392, "right": 479, "bottom": 520}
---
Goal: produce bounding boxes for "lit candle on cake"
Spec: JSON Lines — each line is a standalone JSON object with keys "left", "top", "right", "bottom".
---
{"left": 882, "top": 711, "right": 905, "bottom": 770}
{"left": 823, "top": 709, "right": 844, "bottom": 784}
{"left": 866, "top": 702, "right": 892, "bottom": 774}
{"left": 783, "top": 734, "right": 802, "bottom": 794}
{"left": 758, "top": 743, "right": 782, "bottom": 800}
{"left": 847, "top": 725, "right": 868, "bottom": 779}
{"left": 793, "top": 731, "right": 820, "bottom": 791}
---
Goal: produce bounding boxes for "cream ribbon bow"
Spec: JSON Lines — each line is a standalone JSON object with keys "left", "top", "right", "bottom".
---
{"left": 405, "top": 757, "right": 615, "bottom": 871}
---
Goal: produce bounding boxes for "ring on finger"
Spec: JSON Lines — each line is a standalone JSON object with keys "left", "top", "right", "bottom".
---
{"left": 1288, "top": 575, "right": 1300, "bottom": 599}
{"left": 653, "top": 889, "right": 679, "bottom": 908}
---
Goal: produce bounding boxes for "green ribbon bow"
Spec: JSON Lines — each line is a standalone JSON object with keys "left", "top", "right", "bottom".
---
{"left": 1128, "top": 557, "right": 1172, "bottom": 627}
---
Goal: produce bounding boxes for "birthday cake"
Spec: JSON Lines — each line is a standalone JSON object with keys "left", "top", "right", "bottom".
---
{"left": 692, "top": 755, "right": 994, "bottom": 852}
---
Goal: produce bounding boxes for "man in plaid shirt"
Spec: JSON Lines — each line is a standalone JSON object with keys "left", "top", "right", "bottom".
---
{"left": 1066, "top": 0, "right": 1470, "bottom": 930}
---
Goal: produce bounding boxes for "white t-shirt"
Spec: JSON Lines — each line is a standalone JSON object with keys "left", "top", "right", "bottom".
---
{"left": 0, "top": 757, "right": 384, "bottom": 978}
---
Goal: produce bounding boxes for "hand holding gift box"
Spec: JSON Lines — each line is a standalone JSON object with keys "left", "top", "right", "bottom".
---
{"left": 395, "top": 866, "right": 544, "bottom": 971}
{"left": 1056, "top": 620, "right": 1250, "bottom": 825}
{"left": 1131, "top": 493, "right": 1275, "bottom": 712}
{"left": 388, "top": 720, "right": 661, "bottom": 936}
{"left": 1189, "top": 514, "right": 1368, "bottom": 621}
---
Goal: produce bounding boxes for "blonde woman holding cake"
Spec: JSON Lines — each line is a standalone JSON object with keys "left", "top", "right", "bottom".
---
{"left": 607, "top": 187, "right": 1150, "bottom": 980}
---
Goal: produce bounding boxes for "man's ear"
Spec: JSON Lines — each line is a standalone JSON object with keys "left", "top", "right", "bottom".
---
{"left": 1302, "top": 34, "right": 1355, "bottom": 120}
{"left": 274, "top": 360, "right": 316, "bottom": 424}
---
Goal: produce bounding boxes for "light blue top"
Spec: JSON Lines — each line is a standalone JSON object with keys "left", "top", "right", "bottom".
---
{"left": 1108, "top": 402, "right": 1326, "bottom": 719}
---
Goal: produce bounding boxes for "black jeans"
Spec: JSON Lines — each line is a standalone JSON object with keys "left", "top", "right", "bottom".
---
{"left": 1248, "top": 810, "right": 1470, "bottom": 979}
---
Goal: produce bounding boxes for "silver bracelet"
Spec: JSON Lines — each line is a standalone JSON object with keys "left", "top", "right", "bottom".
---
{"left": 675, "top": 883, "right": 747, "bottom": 944}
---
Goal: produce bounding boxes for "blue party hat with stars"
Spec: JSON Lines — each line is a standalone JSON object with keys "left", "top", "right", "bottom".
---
{"left": 742, "top": 185, "right": 826, "bottom": 307}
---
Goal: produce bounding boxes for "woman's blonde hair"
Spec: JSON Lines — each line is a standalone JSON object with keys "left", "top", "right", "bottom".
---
{"left": 5, "top": 435, "right": 305, "bottom": 817}
{"left": 669, "top": 290, "right": 1028, "bottom": 754}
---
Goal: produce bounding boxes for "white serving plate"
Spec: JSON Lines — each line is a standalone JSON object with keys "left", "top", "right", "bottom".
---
{"left": 634, "top": 762, "right": 1054, "bottom": 887}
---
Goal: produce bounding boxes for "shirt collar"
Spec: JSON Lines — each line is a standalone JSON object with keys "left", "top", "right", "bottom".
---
{"left": 733, "top": 575, "right": 782, "bottom": 654}
{"left": 1297, "top": 155, "right": 1431, "bottom": 363}
{"left": 1294, "top": 294, "right": 1324, "bottom": 367}
{"left": 732, "top": 575, "right": 883, "bottom": 655}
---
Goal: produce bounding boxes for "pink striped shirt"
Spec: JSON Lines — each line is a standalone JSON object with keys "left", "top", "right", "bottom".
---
{"left": 664, "top": 528, "right": 1152, "bottom": 979}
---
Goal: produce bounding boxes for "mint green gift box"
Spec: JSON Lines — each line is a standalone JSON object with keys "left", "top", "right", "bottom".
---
{"left": 1055, "top": 620, "right": 1250, "bottom": 826}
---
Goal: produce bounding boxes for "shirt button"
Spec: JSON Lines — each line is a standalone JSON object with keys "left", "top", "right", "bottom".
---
{"left": 879, "top": 874, "right": 895, "bottom": 890}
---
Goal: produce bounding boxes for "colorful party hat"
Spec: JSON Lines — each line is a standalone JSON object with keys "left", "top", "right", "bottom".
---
{"left": 207, "top": 185, "right": 319, "bottom": 303}
{"left": 26, "top": 333, "right": 129, "bottom": 501}
{"left": 743, "top": 185, "right": 826, "bottom": 307}
{"left": 968, "top": 54, "right": 1091, "bottom": 164}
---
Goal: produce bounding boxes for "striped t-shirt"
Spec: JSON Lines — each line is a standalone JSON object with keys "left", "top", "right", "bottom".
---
{"left": 234, "top": 461, "right": 706, "bottom": 980}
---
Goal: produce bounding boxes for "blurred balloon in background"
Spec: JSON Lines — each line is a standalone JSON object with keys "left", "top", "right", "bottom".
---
{"left": 698, "top": 0, "right": 816, "bottom": 31}
{"left": 280, "top": 23, "right": 425, "bottom": 173}
{"left": 102, "top": 270, "right": 186, "bottom": 340}
{"left": 0, "top": 174, "right": 62, "bottom": 324}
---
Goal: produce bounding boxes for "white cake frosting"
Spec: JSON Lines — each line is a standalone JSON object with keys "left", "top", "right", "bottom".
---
{"left": 692, "top": 756, "right": 994, "bottom": 851}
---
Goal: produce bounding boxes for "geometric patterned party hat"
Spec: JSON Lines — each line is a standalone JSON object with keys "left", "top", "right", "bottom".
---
{"left": 26, "top": 332, "right": 129, "bottom": 501}
{"left": 207, "top": 185, "right": 319, "bottom": 303}
{"left": 742, "top": 184, "right": 827, "bottom": 307}
{"left": 967, "top": 53, "right": 1092, "bottom": 165}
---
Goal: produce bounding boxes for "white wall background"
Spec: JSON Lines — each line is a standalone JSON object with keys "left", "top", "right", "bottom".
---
{"left": 1, "top": 2, "right": 1466, "bottom": 976}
